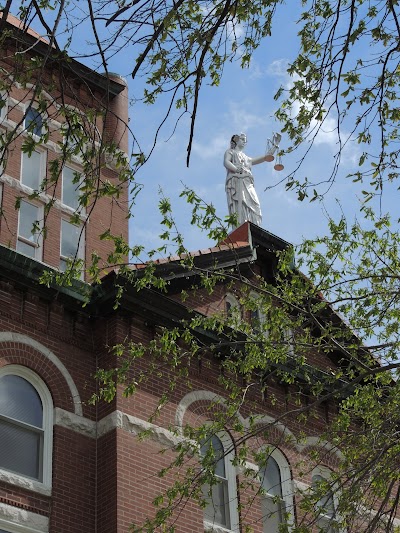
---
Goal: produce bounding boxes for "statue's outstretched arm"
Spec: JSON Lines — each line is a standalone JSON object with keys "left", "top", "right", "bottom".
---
{"left": 251, "top": 154, "right": 269, "bottom": 165}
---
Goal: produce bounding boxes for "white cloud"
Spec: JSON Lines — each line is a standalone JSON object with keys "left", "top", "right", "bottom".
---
{"left": 313, "top": 115, "right": 339, "bottom": 147}
{"left": 192, "top": 133, "right": 228, "bottom": 159}
{"left": 229, "top": 101, "right": 270, "bottom": 131}
{"left": 267, "top": 58, "right": 290, "bottom": 77}
{"left": 192, "top": 100, "right": 271, "bottom": 160}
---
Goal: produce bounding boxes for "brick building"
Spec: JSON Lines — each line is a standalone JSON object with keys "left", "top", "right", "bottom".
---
{"left": 0, "top": 14, "right": 382, "bottom": 533}
{"left": 0, "top": 14, "right": 129, "bottom": 279}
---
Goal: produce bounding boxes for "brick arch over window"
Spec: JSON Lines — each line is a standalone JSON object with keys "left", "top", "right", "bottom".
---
{"left": 175, "top": 390, "right": 246, "bottom": 432}
{"left": 0, "top": 332, "right": 82, "bottom": 415}
{"left": 299, "top": 436, "right": 343, "bottom": 469}
{"left": 247, "top": 414, "right": 297, "bottom": 450}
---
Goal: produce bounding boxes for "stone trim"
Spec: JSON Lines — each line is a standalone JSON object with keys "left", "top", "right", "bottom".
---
{"left": 0, "top": 468, "right": 51, "bottom": 497}
{"left": 97, "top": 411, "right": 183, "bottom": 448}
{"left": 55, "top": 408, "right": 183, "bottom": 448}
{"left": 54, "top": 408, "right": 96, "bottom": 438}
{"left": 0, "top": 502, "right": 49, "bottom": 532}
{"left": 175, "top": 390, "right": 246, "bottom": 431}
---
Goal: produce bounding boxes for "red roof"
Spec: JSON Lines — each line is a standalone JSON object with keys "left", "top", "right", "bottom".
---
{"left": 129, "top": 240, "right": 250, "bottom": 271}
{"left": 219, "top": 222, "right": 251, "bottom": 247}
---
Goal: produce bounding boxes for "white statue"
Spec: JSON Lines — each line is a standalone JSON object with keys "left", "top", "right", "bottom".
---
{"left": 224, "top": 133, "right": 268, "bottom": 227}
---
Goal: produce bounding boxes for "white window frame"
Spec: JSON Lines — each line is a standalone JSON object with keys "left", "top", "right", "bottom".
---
{"left": 20, "top": 149, "right": 46, "bottom": 192}
{"left": 311, "top": 466, "right": 343, "bottom": 532}
{"left": 225, "top": 293, "right": 241, "bottom": 323}
{"left": 285, "top": 327, "right": 295, "bottom": 357}
{"left": 0, "top": 365, "right": 53, "bottom": 494}
{"left": 0, "top": 92, "right": 7, "bottom": 123}
{"left": 248, "top": 291, "right": 269, "bottom": 335}
{"left": 60, "top": 218, "right": 85, "bottom": 272}
{"left": 16, "top": 199, "right": 43, "bottom": 261}
{"left": 259, "top": 447, "right": 294, "bottom": 532}
{"left": 62, "top": 124, "right": 84, "bottom": 164}
{"left": 202, "top": 432, "right": 239, "bottom": 533}
{"left": 23, "top": 104, "right": 45, "bottom": 138}
{"left": 61, "top": 163, "right": 84, "bottom": 213}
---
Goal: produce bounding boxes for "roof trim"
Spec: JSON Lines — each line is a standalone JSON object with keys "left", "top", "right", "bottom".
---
{"left": 3, "top": 14, "right": 125, "bottom": 97}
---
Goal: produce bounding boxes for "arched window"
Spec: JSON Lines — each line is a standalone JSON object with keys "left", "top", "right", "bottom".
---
{"left": 248, "top": 291, "right": 266, "bottom": 334}
{"left": 259, "top": 449, "right": 294, "bottom": 532}
{"left": 0, "top": 365, "right": 53, "bottom": 488}
{"left": 225, "top": 293, "right": 240, "bottom": 316}
{"left": 200, "top": 433, "right": 239, "bottom": 531}
{"left": 312, "top": 470, "right": 339, "bottom": 532}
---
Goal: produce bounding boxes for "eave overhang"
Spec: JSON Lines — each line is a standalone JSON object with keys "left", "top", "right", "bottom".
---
{"left": 2, "top": 16, "right": 125, "bottom": 97}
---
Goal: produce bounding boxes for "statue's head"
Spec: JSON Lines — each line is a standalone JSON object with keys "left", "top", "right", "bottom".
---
{"left": 230, "top": 133, "right": 247, "bottom": 149}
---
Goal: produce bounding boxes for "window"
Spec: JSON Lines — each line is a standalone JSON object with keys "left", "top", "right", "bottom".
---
{"left": 284, "top": 328, "right": 295, "bottom": 356}
{"left": 0, "top": 365, "right": 53, "bottom": 488}
{"left": 17, "top": 200, "right": 42, "bottom": 260}
{"left": 60, "top": 218, "right": 84, "bottom": 271}
{"left": 249, "top": 291, "right": 265, "bottom": 333}
{"left": 259, "top": 449, "right": 294, "bottom": 532}
{"left": 260, "top": 457, "right": 285, "bottom": 532}
{"left": 0, "top": 92, "right": 7, "bottom": 123}
{"left": 24, "top": 107, "right": 43, "bottom": 137}
{"left": 225, "top": 293, "right": 238, "bottom": 315}
{"left": 62, "top": 165, "right": 82, "bottom": 210}
{"left": 21, "top": 150, "right": 45, "bottom": 191}
{"left": 200, "top": 433, "right": 239, "bottom": 531}
{"left": 63, "top": 126, "right": 81, "bottom": 153}
{"left": 312, "top": 472, "right": 338, "bottom": 532}
{"left": 225, "top": 293, "right": 240, "bottom": 320}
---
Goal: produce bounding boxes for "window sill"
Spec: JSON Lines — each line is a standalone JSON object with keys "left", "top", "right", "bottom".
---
{"left": 204, "top": 521, "right": 238, "bottom": 533}
{"left": 0, "top": 469, "right": 51, "bottom": 497}
{"left": 0, "top": 174, "right": 87, "bottom": 221}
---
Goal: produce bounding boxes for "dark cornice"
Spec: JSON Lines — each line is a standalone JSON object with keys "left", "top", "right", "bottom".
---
{"left": 0, "top": 245, "right": 90, "bottom": 307}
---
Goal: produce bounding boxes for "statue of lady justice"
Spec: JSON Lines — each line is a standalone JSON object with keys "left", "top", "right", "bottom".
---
{"left": 224, "top": 132, "right": 281, "bottom": 227}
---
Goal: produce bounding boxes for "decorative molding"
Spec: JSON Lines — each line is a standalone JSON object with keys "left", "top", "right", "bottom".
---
{"left": 0, "top": 502, "right": 49, "bottom": 533}
{"left": 0, "top": 470, "right": 51, "bottom": 497}
{"left": 293, "top": 479, "right": 309, "bottom": 492}
{"left": 54, "top": 409, "right": 183, "bottom": 449}
{"left": 0, "top": 332, "right": 82, "bottom": 416}
{"left": 246, "top": 413, "right": 297, "bottom": 446}
{"left": 299, "top": 436, "right": 344, "bottom": 460}
{"left": 175, "top": 390, "right": 246, "bottom": 431}
{"left": 97, "top": 411, "right": 184, "bottom": 448}
{"left": 54, "top": 408, "right": 96, "bottom": 438}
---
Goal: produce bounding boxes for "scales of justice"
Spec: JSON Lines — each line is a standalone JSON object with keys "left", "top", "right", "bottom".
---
{"left": 224, "top": 132, "right": 283, "bottom": 228}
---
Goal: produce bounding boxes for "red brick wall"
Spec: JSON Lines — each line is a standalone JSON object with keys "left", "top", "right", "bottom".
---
{"left": 0, "top": 59, "right": 129, "bottom": 279}
{"left": 50, "top": 427, "right": 96, "bottom": 533}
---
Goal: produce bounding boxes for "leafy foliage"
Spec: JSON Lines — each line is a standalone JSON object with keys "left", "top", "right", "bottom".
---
{"left": 1, "top": 1, "right": 400, "bottom": 531}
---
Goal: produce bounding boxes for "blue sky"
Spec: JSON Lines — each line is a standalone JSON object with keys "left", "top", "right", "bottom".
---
{"left": 119, "top": 41, "right": 367, "bottom": 257}
{"left": 100, "top": 4, "right": 393, "bottom": 260}
{"left": 24, "top": 3, "right": 397, "bottom": 259}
